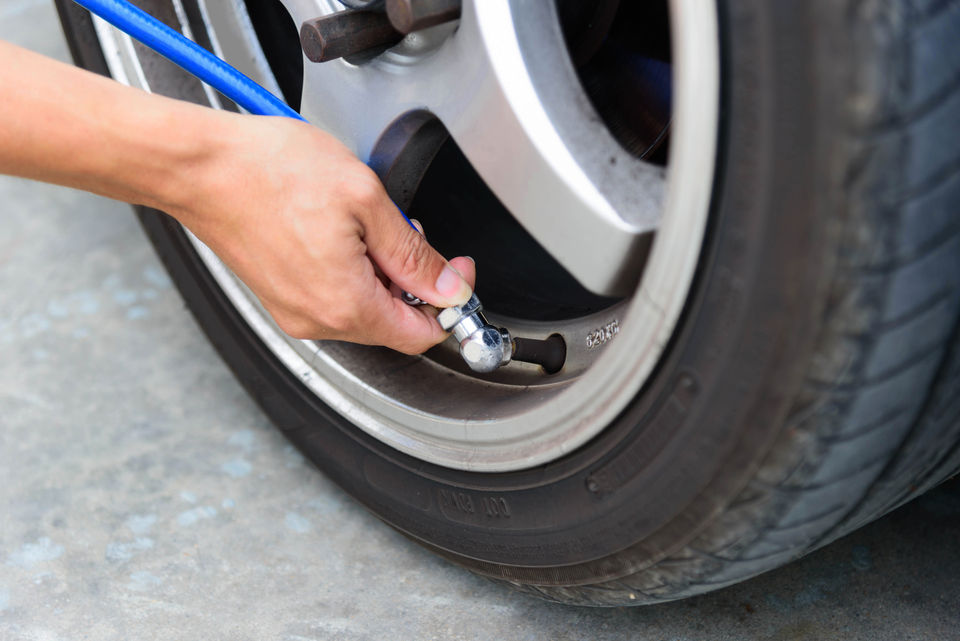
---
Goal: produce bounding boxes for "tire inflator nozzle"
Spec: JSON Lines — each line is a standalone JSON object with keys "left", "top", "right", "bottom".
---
{"left": 437, "top": 294, "right": 566, "bottom": 374}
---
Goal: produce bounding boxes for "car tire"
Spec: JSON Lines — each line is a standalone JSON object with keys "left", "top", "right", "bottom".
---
{"left": 56, "top": 0, "right": 960, "bottom": 605}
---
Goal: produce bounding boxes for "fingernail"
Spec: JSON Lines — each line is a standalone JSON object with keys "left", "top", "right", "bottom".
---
{"left": 435, "top": 264, "right": 472, "bottom": 304}
{"left": 410, "top": 218, "right": 424, "bottom": 235}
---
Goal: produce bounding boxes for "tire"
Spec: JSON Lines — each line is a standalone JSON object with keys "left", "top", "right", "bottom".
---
{"left": 56, "top": 0, "right": 960, "bottom": 605}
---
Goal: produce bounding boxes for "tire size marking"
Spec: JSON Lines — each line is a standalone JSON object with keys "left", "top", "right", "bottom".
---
{"left": 438, "top": 490, "right": 511, "bottom": 520}
{"left": 439, "top": 489, "right": 475, "bottom": 515}
{"left": 586, "top": 319, "right": 620, "bottom": 349}
{"left": 482, "top": 497, "right": 511, "bottom": 518}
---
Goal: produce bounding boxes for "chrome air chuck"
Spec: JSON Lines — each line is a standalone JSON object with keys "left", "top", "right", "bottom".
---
{"left": 437, "top": 294, "right": 566, "bottom": 374}
{"left": 437, "top": 294, "right": 511, "bottom": 373}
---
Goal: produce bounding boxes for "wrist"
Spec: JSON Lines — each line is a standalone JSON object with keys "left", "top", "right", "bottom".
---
{"left": 125, "top": 101, "right": 236, "bottom": 221}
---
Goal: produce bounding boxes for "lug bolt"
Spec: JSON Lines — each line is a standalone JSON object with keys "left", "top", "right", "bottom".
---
{"left": 300, "top": 9, "right": 404, "bottom": 63}
{"left": 385, "top": 0, "right": 461, "bottom": 34}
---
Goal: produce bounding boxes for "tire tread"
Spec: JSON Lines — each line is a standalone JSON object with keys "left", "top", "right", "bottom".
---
{"left": 516, "top": 0, "right": 960, "bottom": 605}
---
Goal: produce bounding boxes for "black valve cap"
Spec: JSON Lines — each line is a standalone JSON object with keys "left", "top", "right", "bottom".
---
{"left": 511, "top": 334, "right": 567, "bottom": 375}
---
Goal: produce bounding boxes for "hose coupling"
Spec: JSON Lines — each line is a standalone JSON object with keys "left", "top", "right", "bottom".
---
{"left": 437, "top": 294, "right": 511, "bottom": 373}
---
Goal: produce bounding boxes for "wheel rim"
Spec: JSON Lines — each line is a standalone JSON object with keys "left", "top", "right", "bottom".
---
{"left": 90, "top": 0, "right": 719, "bottom": 471}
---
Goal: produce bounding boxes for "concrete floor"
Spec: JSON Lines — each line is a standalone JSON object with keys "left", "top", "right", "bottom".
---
{"left": 2, "top": 2, "right": 960, "bottom": 640}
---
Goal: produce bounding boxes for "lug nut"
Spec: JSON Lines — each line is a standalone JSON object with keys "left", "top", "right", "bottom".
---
{"left": 300, "top": 9, "right": 404, "bottom": 63}
{"left": 385, "top": 0, "right": 461, "bottom": 34}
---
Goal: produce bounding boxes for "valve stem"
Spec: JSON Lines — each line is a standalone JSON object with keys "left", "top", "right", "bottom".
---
{"left": 512, "top": 335, "right": 567, "bottom": 374}
{"left": 437, "top": 295, "right": 567, "bottom": 374}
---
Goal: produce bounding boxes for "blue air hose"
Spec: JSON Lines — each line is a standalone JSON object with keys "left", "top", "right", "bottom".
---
{"left": 72, "top": 0, "right": 304, "bottom": 121}
{"left": 71, "top": 0, "right": 417, "bottom": 228}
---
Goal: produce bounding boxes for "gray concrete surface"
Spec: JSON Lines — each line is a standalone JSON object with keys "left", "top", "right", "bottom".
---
{"left": 2, "top": 2, "right": 959, "bottom": 639}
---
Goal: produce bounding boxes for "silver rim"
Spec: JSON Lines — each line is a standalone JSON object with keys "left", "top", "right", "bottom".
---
{"left": 91, "top": 0, "right": 719, "bottom": 471}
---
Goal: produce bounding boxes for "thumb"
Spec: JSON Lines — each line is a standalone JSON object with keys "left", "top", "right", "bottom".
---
{"left": 363, "top": 206, "right": 473, "bottom": 309}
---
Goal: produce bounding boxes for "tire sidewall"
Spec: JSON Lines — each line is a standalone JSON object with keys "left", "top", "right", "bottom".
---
{"left": 56, "top": 0, "right": 841, "bottom": 583}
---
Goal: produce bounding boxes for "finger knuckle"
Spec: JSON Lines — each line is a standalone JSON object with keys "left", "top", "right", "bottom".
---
{"left": 393, "top": 230, "right": 433, "bottom": 280}
{"left": 321, "top": 302, "right": 360, "bottom": 335}
{"left": 344, "top": 170, "right": 383, "bottom": 208}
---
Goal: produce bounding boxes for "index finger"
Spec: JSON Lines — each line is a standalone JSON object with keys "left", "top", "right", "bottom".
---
{"left": 357, "top": 277, "right": 449, "bottom": 354}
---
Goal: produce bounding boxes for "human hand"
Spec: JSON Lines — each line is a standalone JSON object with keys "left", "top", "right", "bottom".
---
{"left": 0, "top": 41, "right": 471, "bottom": 354}
{"left": 168, "top": 113, "right": 475, "bottom": 354}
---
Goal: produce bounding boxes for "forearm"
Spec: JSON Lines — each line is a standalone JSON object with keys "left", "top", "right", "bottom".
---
{"left": 0, "top": 40, "right": 473, "bottom": 353}
{"left": 0, "top": 40, "right": 228, "bottom": 213}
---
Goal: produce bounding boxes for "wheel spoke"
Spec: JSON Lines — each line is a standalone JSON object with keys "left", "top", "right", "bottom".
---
{"left": 283, "top": 0, "right": 664, "bottom": 296}
{"left": 431, "top": 1, "right": 664, "bottom": 296}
